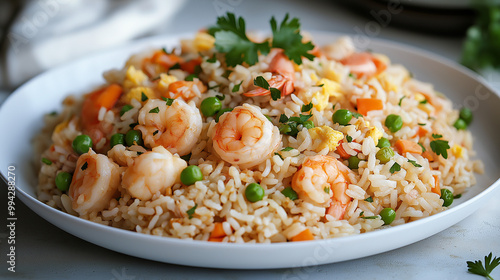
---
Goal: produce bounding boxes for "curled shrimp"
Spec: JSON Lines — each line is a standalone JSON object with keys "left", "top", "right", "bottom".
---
{"left": 212, "top": 103, "right": 281, "bottom": 169}
{"left": 292, "top": 155, "right": 351, "bottom": 220}
{"left": 136, "top": 98, "right": 202, "bottom": 156}
{"left": 69, "top": 150, "right": 121, "bottom": 215}
{"left": 244, "top": 49, "right": 295, "bottom": 97}
{"left": 340, "top": 52, "right": 387, "bottom": 78}
{"left": 163, "top": 80, "right": 207, "bottom": 102}
{"left": 122, "top": 146, "right": 187, "bottom": 200}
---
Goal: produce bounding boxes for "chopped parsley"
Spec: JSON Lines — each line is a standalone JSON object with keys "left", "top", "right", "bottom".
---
{"left": 301, "top": 102, "right": 313, "bottom": 112}
{"left": 129, "top": 122, "right": 138, "bottom": 129}
{"left": 206, "top": 54, "right": 217, "bottom": 63}
{"left": 208, "top": 84, "right": 221, "bottom": 90}
{"left": 170, "top": 62, "right": 181, "bottom": 70}
{"left": 41, "top": 158, "right": 52, "bottom": 165}
{"left": 141, "top": 92, "right": 148, "bottom": 102}
{"left": 324, "top": 187, "right": 330, "bottom": 194}
{"left": 432, "top": 133, "right": 443, "bottom": 139}
{"left": 467, "top": 252, "right": 500, "bottom": 280}
{"left": 359, "top": 211, "right": 378, "bottom": 219}
{"left": 253, "top": 75, "right": 282, "bottom": 101}
{"left": 216, "top": 94, "right": 225, "bottom": 100}
{"left": 232, "top": 81, "right": 243, "bottom": 92}
{"left": 149, "top": 107, "right": 160, "bottom": 114}
{"left": 418, "top": 123, "right": 426, "bottom": 126}
{"left": 430, "top": 139, "right": 450, "bottom": 159}
{"left": 318, "top": 84, "right": 324, "bottom": 87}
{"left": 278, "top": 113, "right": 313, "bottom": 137}
{"left": 351, "top": 111, "right": 363, "bottom": 119}
{"left": 209, "top": 12, "right": 314, "bottom": 67}
{"left": 161, "top": 97, "right": 175, "bottom": 106}
{"left": 81, "top": 162, "right": 88, "bottom": 171}
{"left": 274, "top": 152, "right": 283, "bottom": 160}
{"left": 390, "top": 162, "right": 401, "bottom": 174}
{"left": 398, "top": 96, "right": 405, "bottom": 106}
{"left": 346, "top": 135, "right": 353, "bottom": 143}
{"left": 180, "top": 153, "right": 191, "bottom": 162}
{"left": 120, "top": 105, "right": 133, "bottom": 116}
{"left": 348, "top": 73, "right": 355, "bottom": 78}
{"left": 270, "top": 14, "right": 315, "bottom": 64}
{"left": 153, "top": 130, "right": 159, "bottom": 136}
{"left": 408, "top": 159, "right": 422, "bottom": 167}
{"left": 185, "top": 74, "right": 198, "bottom": 81}
{"left": 364, "top": 197, "right": 374, "bottom": 203}
{"left": 186, "top": 204, "right": 198, "bottom": 219}
{"left": 418, "top": 143, "right": 426, "bottom": 152}
{"left": 281, "top": 147, "right": 294, "bottom": 152}
{"left": 419, "top": 99, "right": 428, "bottom": 104}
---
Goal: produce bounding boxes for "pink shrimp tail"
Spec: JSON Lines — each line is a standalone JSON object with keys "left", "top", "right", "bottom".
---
{"left": 326, "top": 201, "right": 349, "bottom": 220}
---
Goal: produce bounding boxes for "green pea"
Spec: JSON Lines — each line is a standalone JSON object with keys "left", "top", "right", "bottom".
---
{"left": 245, "top": 183, "right": 265, "bottom": 202}
{"left": 215, "top": 108, "right": 233, "bottom": 122}
{"left": 200, "top": 96, "right": 222, "bottom": 117}
{"left": 303, "top": 120, "right": 315, "bottom": 129}
{"left": 125, "top": 130, "right": 143, "bottom": 147}
{"left": 440, "top": 189, "right": 454, "bottom": 207}
{"left": 72, "top": 134, "right": 93, "bottom": 155}
{"left": 459, "top": 107, "right": 473, "bottom": 125}
{"left": 376, "top": 147, "right": 394, "bottom": 164}
{"left": 453, "top": 118, "right": 467, "bottom": 130}
{"left": 180, "top": 165, "right": 204, "bottom": 185}
{"left": 377, "top": 137, "right": 391, "bottom": 148}
{"left": 281, "top": 187, "right": 298, "bottom": 200}
{"left": 385, "top": 114, "right": 403, "bottom": 133}
{"left": 120, "top": 104, "right": 134, "bottom": 116}
{"left": 379, "top": 207, "right": 396, "bottom": 225}
{"left": 55, "top": 172, "right": 72, "bottom": 192}
{"left": 348, "top": 156, "right": 361, "bottom": 169}
{"left": 110, "top": 133, "right": 125, "bottom": 148}
{"left": 332, "top": 109, "right": 353, "bottom": 125}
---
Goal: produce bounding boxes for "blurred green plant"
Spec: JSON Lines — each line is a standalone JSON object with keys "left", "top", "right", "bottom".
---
{"left": 461, "top": 1, "right": 500, "bottom": 71}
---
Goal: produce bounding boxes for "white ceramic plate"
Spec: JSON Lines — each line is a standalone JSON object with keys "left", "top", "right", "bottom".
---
{"left": 1, "top": 32, "right": 499, "bottom": 269}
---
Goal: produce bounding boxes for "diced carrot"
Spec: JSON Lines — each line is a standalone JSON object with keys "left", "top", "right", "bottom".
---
{"left": 422, "top": 151, "right": 434, "bottom": 162}
{"left": 81, "top": 84, "right": 123, "bottom": 129}
{"left": 291, "top": 228, "right": 315, "bottom": 242}
{"left": 417, "top": 127, "right": 428, "bottom": 137}
{"left": 336, "top": 140, "right": 351, "bottom": 159}
{"left": 357, "top": 98, "right": 383, "bottom": 116}
{"left": 395, "top": 139, "right": 423, "bottom": 155}
{"left": 210, "top": 222, "right": 226, "bottom": 239}
{"left": 208, "top": 236, "right": 225, "bottom": 242}
{"left": 431, "top": 175, "right": 440, "bottom": 195}
{"left": 151, "top": 51, "right": 182, "bottom": 69}
{"left": 180, "top": 57, "right": 202, "bottom": 74}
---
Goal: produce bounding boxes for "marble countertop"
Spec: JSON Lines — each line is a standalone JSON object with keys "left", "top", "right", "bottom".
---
{"left": 1, "top": 0, "right": 499, "bottom": 279}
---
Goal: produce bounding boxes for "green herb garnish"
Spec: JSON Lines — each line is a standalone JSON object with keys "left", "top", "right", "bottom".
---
{"left": 364, "top": 197, "right": 373, "bottom": 203}
{"left": 41, "top": 158, "right": 52, "bottom": 165}
{"left": 430, "top": 139, "right": 450, "bottom": 159}
{"left": 141, "top": 92, "right": 148, "bottom": 102}
{"left": 232, "top": 81, "right": 243, "bottom": 92}
{"left": 390, "top": 162, "right": 401, "bottom": 174}
{"left": 161, "top": 97, "right": 175, "bottom": 106}
{"left": 408, "top": 159, "right": 422, "bottom": 167}
{"left": 149, "top": 107, "right": 160, "bottom": 114}
{"left": 301, "top": 102, "right": 313, "bottom": 112}
{"left": 467, "top": 252, "right": 500, "bottom": 280}
{"left": 398, "top": 96, "right": 405, "bottom": 106}
{"left": 187, "top": 204, "right": 198, "bottom": 219}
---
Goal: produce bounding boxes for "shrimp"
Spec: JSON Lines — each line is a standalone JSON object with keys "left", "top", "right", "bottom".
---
{"left": 68, "top": 150, "right": 121, "bottom": 215}
{"left": 136, "top": 98, "right": 202, "bottom": 156}
{"left": 322, "top": 36, "right": 355, "bottom": 61}
{"left": 212, "top": 103, "right": 281, "bottom": 169}
{"left": 340, "top": 52, "right": 387, "bottom": 78}
{"left": 244, "top": 49, "right": 295, "bottom": 97}
{"left": 122, "top": 146, "right": 187, "bottom": 200}
{"left": 163, "top": 80, "right": 207, "bottom": 102}
{"left": 291, "top": 155, "right": 351, "bottom": 220}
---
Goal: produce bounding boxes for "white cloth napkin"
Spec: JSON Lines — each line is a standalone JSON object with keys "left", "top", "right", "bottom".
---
{"left": 0, "top": 0, "right": 186, "bottom": 100}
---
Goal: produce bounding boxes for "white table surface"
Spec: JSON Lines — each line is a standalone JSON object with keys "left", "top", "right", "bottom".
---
{"left": 1, "top": 0, "right": 499, "bottom": 279}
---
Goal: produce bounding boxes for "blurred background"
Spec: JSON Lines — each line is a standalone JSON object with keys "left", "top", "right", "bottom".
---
{"left": 0, "top": 0, "right": 499, "bottom": 102}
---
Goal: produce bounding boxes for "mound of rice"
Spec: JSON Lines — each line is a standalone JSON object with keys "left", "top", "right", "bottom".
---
{"left": 34, "top": 31, "right": 483, "bottom": 243}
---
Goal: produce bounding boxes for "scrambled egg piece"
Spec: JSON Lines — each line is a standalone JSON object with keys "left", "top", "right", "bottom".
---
{"left": 53, "top": 120, "right": 69, "bottom": 134}
{"left": 323, "top": 62, "right": 343, "bottom": 82}
{"left": 122, "top": 87, "right": 155, "bottom": 104}
{"left": 312, "top": 78, "right": 341, "bottom": 111}
{"left": 157, "top": 74, "right": 178, "bottom": 93}
{"left": 194, "top": 32, "right": 215, "bottom": 52}
{"left": 378, "top": 65, "right": 410, "bottom": 93}
{"left": 308, "top": 126, "right": 343, "bottom": 152}
{"left": 451, "top": 144, "right": 464, "bottom": 158}
{"left": 366, "top": 126, "right": 383, "bottom": 146}
{"left": 123, "top": 66, "right": 148, "bottom": 89}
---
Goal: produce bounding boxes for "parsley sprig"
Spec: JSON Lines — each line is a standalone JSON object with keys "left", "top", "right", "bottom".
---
{"left": 209, "top": 12, "right": 315, "bottom": 67}
{"left": 278, "top": 113, "right": 312, "bottom": 137}
{"left": 467, "top": 253, "right": 500, "bottom": 280}
{"left": 430, "top": 134, "right": 450, "bottom": 159}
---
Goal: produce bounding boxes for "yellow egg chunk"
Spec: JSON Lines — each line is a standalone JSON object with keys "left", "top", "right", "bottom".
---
{"left": 123, "top": 66, "right": 148, "bottom": 90}
{"left": 312, "top": 78, "right": 341, "bottom": 111}
{"left": 451, "top": 144, "right": 464, "bottom": 158}
{"left": 309, "top": 126, "right": 344, "bottom": 152}
{"left": 157, "top": 74, "right": 178, "bottom": 93}
{"left": 122, "top": 87, "right": 155, "bottom": 104}
{"left": 194, "top": 32, "right": 215, "bottom": 52}
{"left": 366, "top": 126, "right": 383, "bottom": 146}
